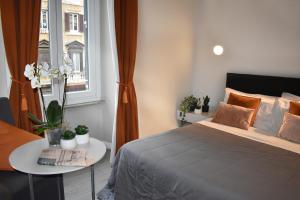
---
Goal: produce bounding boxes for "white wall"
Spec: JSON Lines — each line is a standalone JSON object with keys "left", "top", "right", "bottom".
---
{"left": 64, "top": 0, "right": 116, "bottom": 144}
{"left": 192, "top": 0, "right": 300, "bottom": 106}
{"left": 135, "top": 0, "right": 197, "bottom": 137}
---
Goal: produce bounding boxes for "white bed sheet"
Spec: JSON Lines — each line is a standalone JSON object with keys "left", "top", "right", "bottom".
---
{"left": 198, "top": 118, "right": 300, "bottom": 155}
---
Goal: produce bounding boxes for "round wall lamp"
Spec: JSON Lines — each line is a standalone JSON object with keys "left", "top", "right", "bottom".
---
{"left": 213, "top": 45, "right": 224, "bottom": 55}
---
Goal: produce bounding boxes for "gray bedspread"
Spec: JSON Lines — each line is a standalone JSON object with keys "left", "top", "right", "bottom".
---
{"left": 98, "top": 124, "right": 300, "bottom": 200}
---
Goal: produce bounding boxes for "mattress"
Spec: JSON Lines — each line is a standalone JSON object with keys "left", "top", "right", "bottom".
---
{"left": 98, "top": 122, "right": 300, "bottom": 200}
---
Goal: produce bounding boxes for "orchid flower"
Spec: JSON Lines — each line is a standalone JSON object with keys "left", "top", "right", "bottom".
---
{"left": 31, "top": 77, "right": 41, "bottom": 89}
{"left": 24, "top": 63, "right": 35, "bottom": 80}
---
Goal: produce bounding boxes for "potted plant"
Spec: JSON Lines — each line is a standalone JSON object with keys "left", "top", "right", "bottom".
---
{"left": 202, "top": 95, "right": 210, "bottom": 113}
{"left": 60, "top": 130, "right": 76, "bottom": 150}
{"left": 179, "top": 95, "right": 199, "bottom": 124}
{"left": 24, "top": 59, "right": 73, "bottom": 146}
{"left": 75, "top": 125, "right": 90, "bottom": 145}
{"left": 194, "top": 98, "right": 202, "bottom": 114}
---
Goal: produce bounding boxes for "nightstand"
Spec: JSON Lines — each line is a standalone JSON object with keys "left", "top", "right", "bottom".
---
{"left": 177, "top": 110, "right": 214, "bottom": 127}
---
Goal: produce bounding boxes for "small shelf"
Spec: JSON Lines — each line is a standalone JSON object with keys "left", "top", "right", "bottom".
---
{"left": 177, "top": 110, "right": 214, "bottom": 123}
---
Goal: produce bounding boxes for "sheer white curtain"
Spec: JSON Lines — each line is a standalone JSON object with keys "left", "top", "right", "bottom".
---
{"left": 0, "top": 11, "right": 11, "bottom": 98}
{"left": 106, "top": 0, "right": 119, "bottom": 164}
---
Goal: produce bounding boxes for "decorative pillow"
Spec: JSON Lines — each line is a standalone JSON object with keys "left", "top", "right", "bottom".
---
{"left": 212, "top": 102, "right": 254, "bottom": 130}
{"left": 281, "top": 92, "right": 300, "bottom": 101}
{"left": 224, "top": 88, "right": 276, "bottom": 133}
{"left": 224, "top": 88, "right": 276, "bottom": 102}
{"left": 278, "top": 112, "right": 300, "bottom": 144}
{"left": 227, "top": 93, "right": 261, "bottom": 126}
{"left": 289, "top": 101, "right": 300, "bottom": 116}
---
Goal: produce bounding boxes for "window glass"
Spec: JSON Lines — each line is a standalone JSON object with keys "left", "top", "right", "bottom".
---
{"left": 62, "top": 0, "right": 88, "bottom": 92}
{"left": 39, "top": 0, "right": 51, "bottom": 94}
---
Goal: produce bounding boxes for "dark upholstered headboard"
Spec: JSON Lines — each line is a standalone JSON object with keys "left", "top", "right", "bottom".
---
{"left": 226, "top": 73, "right": 300, "bottom": 97}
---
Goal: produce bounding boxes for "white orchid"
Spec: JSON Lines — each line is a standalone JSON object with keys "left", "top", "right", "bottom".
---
{"left": 24, "top": 63, "right": 35, "bottom": 80}
{"left": 64, "top": 54, "right": 73, "bottom": 66}
{"left": 59, "top": 64, "right": 73, "bottom": 76}
{"left": 31, "top": 77, "right": 41, "bottom": 89}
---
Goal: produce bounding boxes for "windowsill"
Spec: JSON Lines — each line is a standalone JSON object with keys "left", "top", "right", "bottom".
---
{"left": 65, "top": 99, "right": 105, "bottom": 109}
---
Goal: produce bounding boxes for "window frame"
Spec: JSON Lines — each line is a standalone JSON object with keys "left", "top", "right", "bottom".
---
{"left": 44, "top": 0, "right": 101, "bottom": 107}
{"left": 70, "top": 13, "right": 79, "bottom": 32}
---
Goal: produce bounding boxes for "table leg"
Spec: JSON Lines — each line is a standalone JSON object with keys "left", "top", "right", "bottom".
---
{"left": 91, "top": 164, "right": 95, "bottom": 200}
{"left": 28, "top": 174, "right": 35, "bottom": 200}
{"left": 57, "top": 174, "right": 65, "bottom": 200}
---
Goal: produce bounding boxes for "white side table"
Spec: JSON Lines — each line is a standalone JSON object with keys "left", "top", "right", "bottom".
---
{"left": 9, "top": 137, "right": 106, "bottom": 200}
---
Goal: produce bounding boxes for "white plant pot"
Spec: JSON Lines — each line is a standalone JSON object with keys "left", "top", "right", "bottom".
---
{"left": 60, "top": 138, "right": 77, "bottom": 150}
{"left": 76, "top": 133, "right": 90, "bottom": 145}
{"left": 194, "top": 109, "right": 202, "bottom": 114}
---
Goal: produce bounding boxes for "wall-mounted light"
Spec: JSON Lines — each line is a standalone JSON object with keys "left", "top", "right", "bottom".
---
{"left": 213, "top": 45, "right": 224, "bottom": 55}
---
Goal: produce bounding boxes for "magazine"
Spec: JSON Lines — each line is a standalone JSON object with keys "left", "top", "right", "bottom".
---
{"left": 37, "top": 148, "right": 90, "bottom": 167}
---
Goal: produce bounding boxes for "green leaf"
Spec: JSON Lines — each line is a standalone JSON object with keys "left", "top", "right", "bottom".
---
{"left": 46, "top": 100, "right": 62, "bottom": 125}
{"left": 28, "top": 112, "right": 44, "bottom": 125}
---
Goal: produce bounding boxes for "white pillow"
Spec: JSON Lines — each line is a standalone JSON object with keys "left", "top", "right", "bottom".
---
{"left": 272, "top": 97, "right": 290, "bottom": 133}
{"left": 224, "top": 88, "right": 277, "bottom": 134}
{"left": 281, "top": 92, "right": 300, "bottom": 101}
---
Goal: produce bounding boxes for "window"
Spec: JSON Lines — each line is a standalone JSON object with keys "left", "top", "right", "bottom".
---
{"left": 70, "top": 13, "right": 78, "bottom": 32}
{"left": 38, "top": 0, "right": 101, "bottom": 106}
{"left": 40, "top": 10, "right": 48, "bottom": 33}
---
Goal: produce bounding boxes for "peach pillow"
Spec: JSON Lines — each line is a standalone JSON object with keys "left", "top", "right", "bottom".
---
{"left": 289, "top": 101, "right": 300, "bottom": 116}
{"left": 212, "top": 103, "right": 255, "bottom": 130}
{"left": 278, "top": 112, "right": 300, "bottom": 144}
{"left": 227, "top": 93, "right": 261, "bottom": 126}
{"left": 0, "top": 121, "right": 41, "bottom": 171}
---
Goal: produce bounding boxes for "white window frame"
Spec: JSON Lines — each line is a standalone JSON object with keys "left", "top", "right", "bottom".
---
{"left": 45, "top": 0, "right": 101, "bottom": 107}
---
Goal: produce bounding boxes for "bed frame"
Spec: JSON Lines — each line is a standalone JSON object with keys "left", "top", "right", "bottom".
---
{"left": 226, "top": 73, "right": 300, "bottom": 97}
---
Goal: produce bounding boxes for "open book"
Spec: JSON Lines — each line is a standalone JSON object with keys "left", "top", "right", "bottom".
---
{"left": 37, "top": 148, "right": 92, "bottom": 167}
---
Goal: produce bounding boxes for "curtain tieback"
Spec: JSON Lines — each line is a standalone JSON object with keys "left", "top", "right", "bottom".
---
{"left": 11, "top": 78, "right": 28, "bottom": 112}
{"left": 117, "top": 82, "right": 133, "bottom": 104}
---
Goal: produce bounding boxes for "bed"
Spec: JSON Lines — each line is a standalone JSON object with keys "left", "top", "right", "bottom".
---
{"left": 98, "top": 73, "right": 300, "bottom": 200}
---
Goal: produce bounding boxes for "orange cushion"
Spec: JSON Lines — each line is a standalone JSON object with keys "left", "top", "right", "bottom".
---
{"left": 227, "top": 93, "right": 261, "bottom": 126}
{"left": 289, "top": 101, "right": 300, "bottom": 116}
{"left": 0, "top": 121, "right": 41, "bottom": 171}
{"left": 212, "top": 102, "right": 254, "bottom": 130}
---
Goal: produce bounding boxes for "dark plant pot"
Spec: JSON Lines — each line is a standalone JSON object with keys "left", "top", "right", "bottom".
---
{"left": 46, "top": 128, "right": 64, "bottom": 146}
{"left": 202, "top": 105, "right": 209, "bottom": 113}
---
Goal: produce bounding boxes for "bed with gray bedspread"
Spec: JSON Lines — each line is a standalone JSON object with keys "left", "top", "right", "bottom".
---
{"left": 98, "top": 123, "right": 300, "bottom": 200}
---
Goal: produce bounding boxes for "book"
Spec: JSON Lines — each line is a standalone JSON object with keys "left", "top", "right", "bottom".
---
{"left": 37, "top": 148, "right": 90, "bottom": 167}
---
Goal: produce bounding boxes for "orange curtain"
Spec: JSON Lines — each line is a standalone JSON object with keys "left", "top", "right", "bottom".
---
{"left": 0, "top": 0, "right": 42, "bottom": 132}
{"left": 115, "top": 0, "right": 139, "bottom": 152}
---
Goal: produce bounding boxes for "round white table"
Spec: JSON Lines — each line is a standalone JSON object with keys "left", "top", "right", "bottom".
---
{"left": 9, "top": 137, "right": 106, "bottom": 200}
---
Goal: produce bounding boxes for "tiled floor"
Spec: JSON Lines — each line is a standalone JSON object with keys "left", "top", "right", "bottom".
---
{"left": 63, "top": 151, "right": 111, "bottom": 200}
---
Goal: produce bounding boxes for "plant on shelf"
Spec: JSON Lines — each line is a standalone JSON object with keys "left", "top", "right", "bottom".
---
{"left": 24, "top": 57, "right": 73, "bottom": 145}
{"left": 179, "top": 95, "right": 199, "bottom": 122}
{"left": 202, "top": 95, "right": 210, "bottom": 113}
{"left": 75, "top": 125, "right": 90, "bottom": 144}
{"left": 60, "top": 130, "right": 76, "bottom": 149}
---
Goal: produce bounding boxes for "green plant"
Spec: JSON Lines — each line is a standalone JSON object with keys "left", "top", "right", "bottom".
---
{"left": 75, "top": 125, "right": 89, "bottom": 135}
{"left": 179, "top": 95, "right": 199, "bottom": 121}
{"left": 203, "top": 95, "right": 210, "bottom": 106}
{"left": 29, "top": 100, "right": 63, "bottom": 134}
{"left": 61, "top": 130, "right": 75, "bottom": 140}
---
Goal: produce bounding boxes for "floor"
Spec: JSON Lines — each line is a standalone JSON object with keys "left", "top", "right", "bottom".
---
{"left": 63, "top": 151, "right": 111, "bottom": 200}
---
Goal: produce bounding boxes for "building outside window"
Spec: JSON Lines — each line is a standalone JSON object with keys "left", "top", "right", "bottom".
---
{"left": 40, "top": 10, "right": 48, "bottom": 33}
